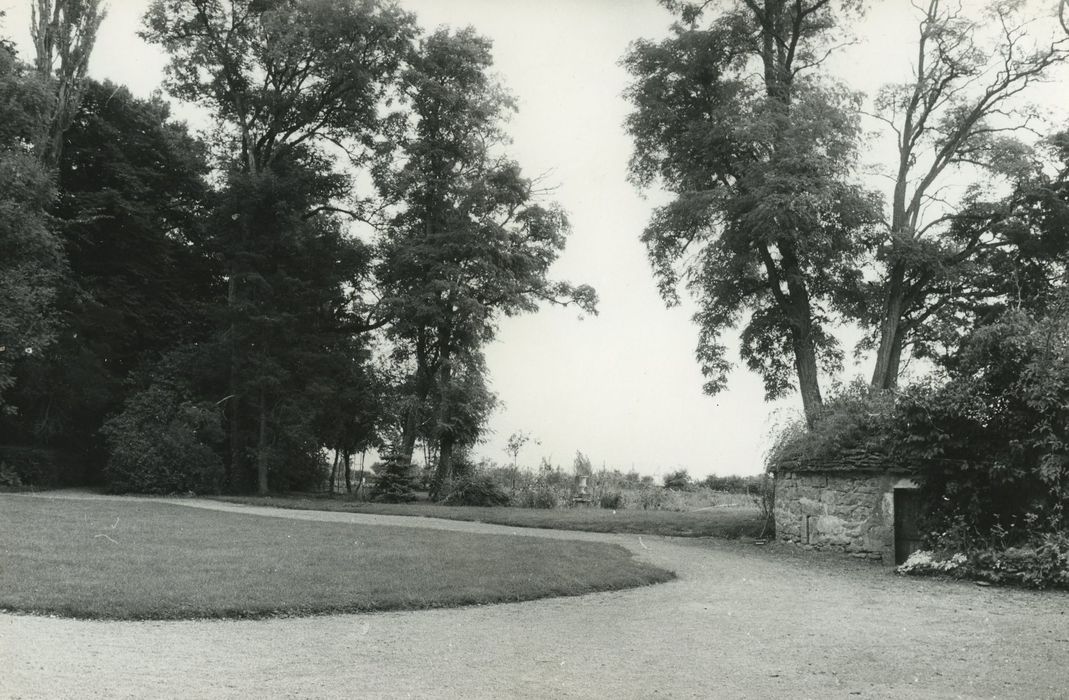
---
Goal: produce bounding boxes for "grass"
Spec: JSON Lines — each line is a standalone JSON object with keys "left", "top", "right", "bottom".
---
{"left": 217, "top": 494, "right": 767, "bottom": 538}
{"left": 0, "top": 496, "right": 674, "bottom": 620}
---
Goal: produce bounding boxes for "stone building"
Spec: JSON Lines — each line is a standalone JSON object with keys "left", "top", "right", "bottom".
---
{"left": 773, "top": 449, "right": 924, "bottom": 565}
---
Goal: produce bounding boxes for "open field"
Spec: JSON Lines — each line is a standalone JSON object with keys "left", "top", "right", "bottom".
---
{"left": 0, "top": 495, "right": 672, "bottom": 620}
{"left": 218, "top": 494, "right": 767, "bottom": 538}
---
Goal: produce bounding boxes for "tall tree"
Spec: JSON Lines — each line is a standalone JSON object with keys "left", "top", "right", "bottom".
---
{"left": 864, "top": 0, "right": 1068, "bottom": 389}
{"left": 374, "top": 27, "right": 596, "bottom": 486}
{"left": 30, "top": 0, "right": 105, "bottom": 168}
{"left": 624, "top": 0, "right": 878, "bottom": 426}
{"left": 142, "top": 0, "right": 416, "bottom": 492}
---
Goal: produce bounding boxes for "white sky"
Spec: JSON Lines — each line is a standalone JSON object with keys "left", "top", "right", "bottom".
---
{"left": 1, "top": 0, "right": 1064, "bottom": 478}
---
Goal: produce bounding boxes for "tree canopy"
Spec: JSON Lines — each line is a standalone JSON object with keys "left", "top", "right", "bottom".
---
{"left": 625, "top": 0, "right": 880, "bottom": 425}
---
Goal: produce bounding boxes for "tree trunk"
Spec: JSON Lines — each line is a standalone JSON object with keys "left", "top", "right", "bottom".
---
{"left": 435, "top": 432, "right": 455, "bottom": 495}
{"left": 227, "top": 270, "right": 243, "bottom": 492}
{"left": 778, "top": 243, "right": 825, "bottom": 427}
{"left": 430, "top": 354, "right": 454, "bottom": 499}
{"left": 256, "top": 387, "right": 269, "bottom": 495}
{"left": 871, "top": 263, "right": 907, "bottom": 390}
{"left": 399, "top": 404, "right": 419, "bottom": 464}
{"left": 343, "top": 450, "right": 352, "bottom": 494}
{"left": 356, "top": 450, "right": 366, "bottom": 500}
{"left": 328, "top": 450, "right": 339, "bottom": 494}
{"left": 792, "top": 330, "right": 824, "bottom": 429}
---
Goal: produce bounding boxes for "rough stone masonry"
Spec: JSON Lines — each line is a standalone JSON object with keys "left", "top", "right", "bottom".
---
{"left": 774, "top": 471, "right": 904, "bottom": 562}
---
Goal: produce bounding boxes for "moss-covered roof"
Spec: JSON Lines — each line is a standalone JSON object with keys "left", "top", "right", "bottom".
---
{"left": 772, "top": 447, "right": 912, "bottom": 475}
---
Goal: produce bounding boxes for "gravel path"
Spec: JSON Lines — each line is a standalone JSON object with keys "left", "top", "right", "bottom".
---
{"left": 2, "top": 494, "right": 1067, "bottom": 699}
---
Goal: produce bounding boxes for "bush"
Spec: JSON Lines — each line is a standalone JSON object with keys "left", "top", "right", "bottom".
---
{"left": 0, "top": 461, "right": 22, "bottom": 489}
{"left": 513, "top": 484, "right": 560, "bottom": 509}
{"left": 662, "top": 469, "right": 692, "bottom": 491}
{"left": 897, "top": 531, "right": 1069, "bottom": 590}
{"left": 440, "top": 470, "right": 511, "bottom": 507}
{"left": 970, "top": 532, "right": 1069, "bottom": 589}
{"left": 101, "top": 380, "right": 225, "bottom": 494}
{"left": 599, "top": 491, "right": 623, "bottom": 509}
{"left": 0, "top": 445, "right": 80, "bottom": 488}
{"left": 369, "top": 457, "right": 418, "bottom": 503}
{"left": 883, "top": 306, "right": 1069, "bottom": 562}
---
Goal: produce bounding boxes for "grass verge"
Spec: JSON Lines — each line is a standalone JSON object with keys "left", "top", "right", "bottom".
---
{"left": 217, "top": 495, "right": 766, "bottom": 538}
{"left": 0, "top": 496, "right": 674, "bottom": 620}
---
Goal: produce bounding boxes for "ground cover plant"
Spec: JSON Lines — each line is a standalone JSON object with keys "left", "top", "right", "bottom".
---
{"left": 218, "top": 494, "right": 765, "bottom": 539}
{"left": 0, "top": 496, "right": 674, "bottom": 620}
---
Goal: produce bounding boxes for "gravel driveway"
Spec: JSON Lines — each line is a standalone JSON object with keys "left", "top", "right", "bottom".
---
{"left": 2, "top": 495, "right": 1067, "bottom": 699}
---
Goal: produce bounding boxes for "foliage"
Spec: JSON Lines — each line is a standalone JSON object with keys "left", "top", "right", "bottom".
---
{"left": 513, "top": 483, "right": 561, "bottom": 509}
{"left": 142, "top": 0, "right": 416, "bottom": 494}
{"left": 624, "top": 0, "right": 879, "bottom": 424}
{"left": 896, "top": 303, "right": 1069, "bottom": 540}
{"left": 968, "top": 531, "right": 1069, "bottom": 589}
{"left": 101, "top": 365, "right": 225, "bottom": 495}
{"left": 753, "top": 472, "right": 775, "bottom": 539}
{"left": 374, "top": 27, "right": 595, "bottom": 486}
{"left": 662, "top": 469, "right": 692, "bottom": 491}
{"left": 2, "top": 80, "right": 216, "bottom": 479}
{"left": 898, "top": 531, "right": 1069, "bottom": 590}
{"left": 370, "top": 456, "right": 419, "bottom": 503}
{"left": 766, "top": 381, "right": 899, "bottom": 470}
{"left": 862, "top": 0, "right": 1069, "bottom": 389}
{"left": 439, "top": 469, "right": 511, "bottom": 507}
{"left": 0, "top": 44, "right": 61, "bottom": 413}
{"left": 599, "top": 492, "right": 624, "bottom": 510}
{"left": 31, "top": 0, "right": 106, "bottom": 168}
{"left": 0, "top": 462, "right": 21, "bottom": 489}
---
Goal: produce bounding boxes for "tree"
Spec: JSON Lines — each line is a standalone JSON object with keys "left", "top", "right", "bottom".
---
{"left": 142, "top": 0, "right": 416, "bottom": 493}
{"left": 374, "top": 27, "right": 596, "bottom": 487}
{"left": 624, "top": 0, "right": 879, "bottom": 426}
{"left": 864, "top": 0, "right": 1068, "bottom": 390}
{"left": 1, "top": 80, "right": 216, "bottom": 477}
{"left": 30, "top": 0, "right": 105, "bottom": 169}
{"left": 895, "top": 130, "right": 1069, "bottom": 364}
{"left": 0, "top": 41, "right": 60, "bottom": 414}
{"left": 505, "top": 430, "right": 538, "bottom": 490}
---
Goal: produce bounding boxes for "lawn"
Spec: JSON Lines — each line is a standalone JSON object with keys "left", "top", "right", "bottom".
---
{"left": 0, "top": 496, "right": 674, "bottom": 620}
{"left": 218, "top": 495, "right": 767, "bottom": 538}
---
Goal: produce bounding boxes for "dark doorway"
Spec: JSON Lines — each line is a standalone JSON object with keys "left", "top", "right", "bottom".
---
{"left": 894, "top": 488, "right": 924, "bottom": 565}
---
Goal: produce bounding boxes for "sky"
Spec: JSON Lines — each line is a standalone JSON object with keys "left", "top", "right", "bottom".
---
{"left": 1, "top": 0, "right": 1064, "bottom": 479}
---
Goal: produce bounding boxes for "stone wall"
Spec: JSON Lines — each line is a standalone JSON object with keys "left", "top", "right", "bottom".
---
{"left": 774, "top": 471, "right": 904, "bottom": 562}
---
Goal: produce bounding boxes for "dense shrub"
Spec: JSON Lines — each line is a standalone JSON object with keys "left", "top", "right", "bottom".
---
{"left": 101, "top": 380, "right": 225, "bottom": 494}
{"left": 0, "top": 461, "right": 22, "bottom": 489}
{"left": 898, "top": 531, "right": 1069, "bottom": 589}
{"left": 662, "top": 469, "right": 692, "bottom": 491}
{"left": 599, "top": 491, "right": 624, "bottom": 509}
{"left": 513, "top": 483, "right": 561, "bottom": 509}
{"left": 440, "top": 470, "right": 510, "bottom": 507}
{"left": 0, "top": 445, "right": 80, "bottom": 488}
{"left": 896, "top": 309, "right": 1069, "bottom": 541}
